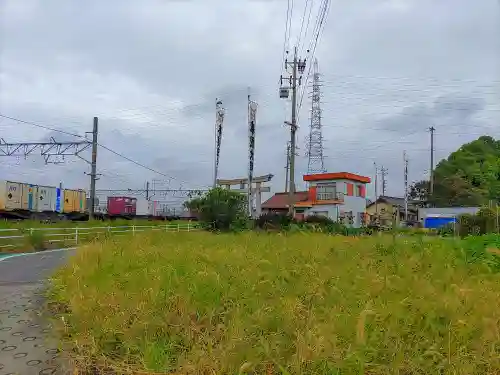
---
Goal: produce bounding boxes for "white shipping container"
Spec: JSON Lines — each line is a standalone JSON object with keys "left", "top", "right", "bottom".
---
{"left": 136, "top": 198, "right": 150, "bottom": 216}
{"left": 148, "top": 200, "right": 161, "bottom": 216}
{"left": 0, "top": 180, "right": 24, "bottom": 210}
{"left": 36, "top": 185, "right": 57, "bottom": 212}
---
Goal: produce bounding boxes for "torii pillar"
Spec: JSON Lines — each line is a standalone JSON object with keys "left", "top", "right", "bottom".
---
{"left": 217, "top": 174, "right": 273, "bottom": 217}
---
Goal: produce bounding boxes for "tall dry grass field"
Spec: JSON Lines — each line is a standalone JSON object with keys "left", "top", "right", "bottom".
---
{"left": 48, "top": 232, "right": 500, "bottom": 374}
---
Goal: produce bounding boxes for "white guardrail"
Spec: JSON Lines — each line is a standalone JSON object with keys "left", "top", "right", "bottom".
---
{"left": 0, "top": 222, "right": 199, "bottom": 250}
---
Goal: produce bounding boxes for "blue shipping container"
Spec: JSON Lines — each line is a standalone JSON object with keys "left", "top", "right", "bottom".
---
{"left": 55, "top": 188, "right": 62, "bottom": 212}
{"left": 424, "top": 216, "right": 456, "bottom": 229}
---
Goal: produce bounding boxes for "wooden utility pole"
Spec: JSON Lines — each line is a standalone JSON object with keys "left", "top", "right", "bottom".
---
{"left": 374, "top": 162, "right": 379, "bottom": 224}
{"left": 285, "top": 142, "right": 290, "bottom": 193}
{"left": 89, "top": 117, "right": 98, "bottom": 220}
{"left": 429, "top": 126, "right": 435, "bottom": 199}
{"left": 403, "top": 151, "right": 409, "bottom": 222}
{"left": 288, "top": 47, "right": 298, "bottom": 215}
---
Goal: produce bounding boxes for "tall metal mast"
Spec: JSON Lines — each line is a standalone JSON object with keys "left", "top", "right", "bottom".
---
{"left": 213, "top": 99, "right": 225, "bottom": 188}
{"left": 248, "top": 93, "right": 257, "bottom": 218}
{"left": 306, "top": 58, "right": 326, "bottom": 174}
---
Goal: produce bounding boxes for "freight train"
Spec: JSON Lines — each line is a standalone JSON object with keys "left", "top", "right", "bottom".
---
{"left": 0, "top": 180, "right": 86, "bottom": 220}
{"left": 0, "top": 179, "right": 194, "bottom": 221}
{"left": 94, "top": 196, "right": 192, "bottom": 221}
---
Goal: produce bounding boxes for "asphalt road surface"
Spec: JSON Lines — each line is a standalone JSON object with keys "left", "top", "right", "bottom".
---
{"left": 0, "top": 249, "right": 75, "bottom": 375}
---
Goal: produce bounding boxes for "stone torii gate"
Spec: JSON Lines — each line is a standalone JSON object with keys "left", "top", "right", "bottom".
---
{"left": 217, "top": 174, "right": 273, "bottom": 217}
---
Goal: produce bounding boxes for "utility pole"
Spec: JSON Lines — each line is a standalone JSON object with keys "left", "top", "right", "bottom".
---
{"left": 88, "top": 117, "right": 99, "bottom": 220}
{"left": 374, "top": 162, "right": 379, "bottom": 224}
{"left": 381, "top": 166, "right": 388, "bottom": 196}
{"left": 284, "top": 141, "right": 299, "bottom": 193}
{"left": 248, "top": 92, "right": 257, "bottom": 218}
{"left": 285, "top": 142, "right": 290, "bottom": 193}
{"left": 146, "top": 181, "right": 150, "bottom": 201}
{"left": 213, "top": 99, "right": 225, "bottom": 189}
{"left": 279, "top": 46, "right": 307, "bottom": 215}
{"left": 403, "top": 151, "right": 409, "bottom": 222}
{"left": 429, "top": 126, "right": 435, "bottom": 200}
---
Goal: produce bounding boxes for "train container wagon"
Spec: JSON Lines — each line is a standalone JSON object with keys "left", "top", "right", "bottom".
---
{"left": 63, "top": 189, "right": 86, "bottom": 213}
{"left": 35, "top": 185, "right": 64, "bottom": 213}
{"left": 0, "top": 180, "right": 23, "bottom": 211}
{"left": 136, "top": 198, "right": 150, "bottom": 216}
{"left": 148, "top": 200, "right": 170, "bottom": 217}
{"left": 21, "top": 183, "right": 37, "bottom": 211}
{"left": 107, "top": 196, "right": 137, "bottom": 216}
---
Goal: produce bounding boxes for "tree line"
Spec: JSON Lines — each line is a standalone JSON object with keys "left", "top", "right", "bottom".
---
{"left": 409, "top": 136, "right": 500, "bottom": 207}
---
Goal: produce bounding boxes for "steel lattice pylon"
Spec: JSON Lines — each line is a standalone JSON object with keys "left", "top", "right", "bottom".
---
{"left": 305, "top": 58, "right": 326, "bottom": 174}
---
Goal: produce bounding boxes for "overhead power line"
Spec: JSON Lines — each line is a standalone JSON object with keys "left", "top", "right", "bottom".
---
{"left": 0, "top": 114, "right": 83, "bottom": 139}
{"left": 297, "top": 0, "right": 331, "bottom": 118}
{"left": 97, "top": 143, "right": 176, "bottom": 179}
{"left": 0, "top": 113, "right": 184, "bottom": 182}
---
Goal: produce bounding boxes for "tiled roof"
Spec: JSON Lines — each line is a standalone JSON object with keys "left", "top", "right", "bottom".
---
{"left": 262, "top": 191, "right": 309, "bottom": 209}
{"left": 303, "top": 172, "right": 371, "bottom": 184}
{"left": 368, "top": 195, "right": 419, "bottom": 209}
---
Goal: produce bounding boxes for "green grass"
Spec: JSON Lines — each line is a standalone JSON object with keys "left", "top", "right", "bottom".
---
{"left": 48, "top": 232, "right": 500, "bottom": 374}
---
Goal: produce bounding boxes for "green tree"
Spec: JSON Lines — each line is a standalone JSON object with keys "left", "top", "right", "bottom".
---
{"left": 408, "top": 179, "right": 429, "bottom": 202}
{"left": 183, "top": 187, "right": 248, "bottom": 230}
{"left": 409, "top": 136, "right": 500, "bottom": 207}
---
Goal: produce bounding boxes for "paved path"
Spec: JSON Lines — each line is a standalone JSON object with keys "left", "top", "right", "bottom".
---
{"left": 0, "top": 249, "right": 75, "bottom": 375}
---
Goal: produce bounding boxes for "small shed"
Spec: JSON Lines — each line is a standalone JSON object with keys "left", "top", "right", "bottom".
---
{"left": 418, "top": 207, "right": 480, "bottom": 228}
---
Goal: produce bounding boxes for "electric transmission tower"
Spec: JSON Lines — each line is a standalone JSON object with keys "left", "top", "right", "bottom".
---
{"left": 305, "top": 58, "right": 326, "bottom": 174}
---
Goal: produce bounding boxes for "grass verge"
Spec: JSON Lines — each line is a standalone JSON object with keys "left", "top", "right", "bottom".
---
{"left": 48, "top": 232, "right": 500, "bottom": 374}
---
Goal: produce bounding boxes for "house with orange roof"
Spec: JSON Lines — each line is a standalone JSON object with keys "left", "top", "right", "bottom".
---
{"left": 295, "top": 172, "right": 371, "bottom": 227}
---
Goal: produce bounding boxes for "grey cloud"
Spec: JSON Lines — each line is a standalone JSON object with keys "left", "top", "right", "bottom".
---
{"left": 377, "top": 93, "right": 486, "bottom": 134}
{"left": 1, "top": 0, "right": 498, "bottom": 204}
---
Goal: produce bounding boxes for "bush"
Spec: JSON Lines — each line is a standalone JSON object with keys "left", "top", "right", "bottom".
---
{"left": 457, "top": 207, "right": 500, "bottom": 237}
{"left": 324, "top": 221, "right": 349, "bottom": 235}
{"left": 184, "top": 188, "right": 247, "bottom": 231}
{"left": 304, "top": 214, "right": 334, "bottom": 225}
{"left": 437, "top": 223, "right": 455, "bottom": 237}
{"left": 459, "top": 234, "right": 500, "bottom": 272}
{"left": 25, "top": 230, "right": 47, "bottom": 251}
{"left": 255, "top": 213, "right": 295, "bottom": 230}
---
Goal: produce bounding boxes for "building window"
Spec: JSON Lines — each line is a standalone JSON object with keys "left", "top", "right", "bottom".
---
{"left": 316, "top": 183, "right": 337, "bottom": 200}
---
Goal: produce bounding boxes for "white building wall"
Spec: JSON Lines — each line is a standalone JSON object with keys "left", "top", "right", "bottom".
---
{"left": 304, "top": 178, "right": 369, "bottom": 227}
{"left": 342, "top": 195, "right": 367, "bottom": 227}
{"left": 304, "top": 205, "right": 340, "bottom": 221}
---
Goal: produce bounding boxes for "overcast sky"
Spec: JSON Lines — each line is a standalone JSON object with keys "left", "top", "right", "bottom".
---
{"left": 0, "top": 0, "right": 499, "bottom": 207}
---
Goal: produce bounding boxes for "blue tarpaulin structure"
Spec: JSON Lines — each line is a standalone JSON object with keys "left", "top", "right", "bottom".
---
{"left": 424, "top": 216, "right": 456, "bottom": 229}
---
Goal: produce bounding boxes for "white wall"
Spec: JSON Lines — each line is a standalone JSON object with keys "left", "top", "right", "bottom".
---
{"left": 304, "top": 205, "right": 340, "bottom": 221}
{"left": 305, "top": 178, "right": 368, "bottom": 227}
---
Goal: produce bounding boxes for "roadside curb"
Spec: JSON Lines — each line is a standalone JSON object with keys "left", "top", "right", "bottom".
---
{"left": 0, "top": 247, "right": 76, "bottom": 262}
